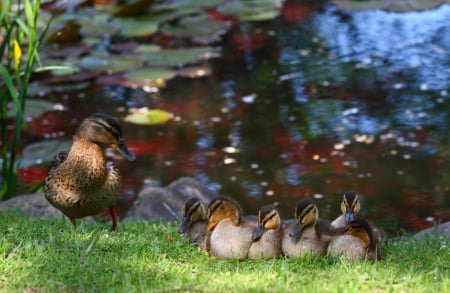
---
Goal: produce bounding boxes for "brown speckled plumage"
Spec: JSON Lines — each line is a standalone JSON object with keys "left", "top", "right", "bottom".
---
{"left": 44, "top": 113, "right": 135, "bottom": 231}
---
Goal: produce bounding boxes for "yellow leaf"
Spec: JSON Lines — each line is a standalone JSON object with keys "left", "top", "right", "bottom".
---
{"left": 13, "top": 40, "right": 22, "bottom": 71}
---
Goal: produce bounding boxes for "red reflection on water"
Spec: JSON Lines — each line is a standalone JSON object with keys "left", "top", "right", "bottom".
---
{"left": 126, "top": 139, "right": 167, "bottom": 156}
{"left": 28, "top": 111, "right": 76, "bottom": 136}
{"left": 281, "top": 0, "right": 314, "bottom": 22}
{"left": 205, "top": 7, "right": 237, "bottom": 22}
{"left": 403, "top": 189, "right": 435, "bottom": 208}
{"left": 17, "top": 166, "right": 48, "bottom": 190}
{"left": 230, "top": 29, "right": 269, "bottom": 53}
{"left": 406, "top": 215, "right": 435, "bottom": 230}
{"left": 433, "top": 208, "right": 450, "bottom": 223}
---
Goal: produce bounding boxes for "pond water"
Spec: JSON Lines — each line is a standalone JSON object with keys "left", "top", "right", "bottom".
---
{"left": 14, "top": 2, "right": 450, "bottom": 235}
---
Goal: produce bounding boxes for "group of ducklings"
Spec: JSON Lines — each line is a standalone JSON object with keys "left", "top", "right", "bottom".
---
{"left": 179, "top": 192, "right": 386, "bottom": 262}
{"left": 42, "top": 113, "right": 385, "bottom": 263}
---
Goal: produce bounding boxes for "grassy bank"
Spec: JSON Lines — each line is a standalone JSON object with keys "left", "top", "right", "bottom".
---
{"left": 0, "top": 215, "right": 448, "bottom": 292}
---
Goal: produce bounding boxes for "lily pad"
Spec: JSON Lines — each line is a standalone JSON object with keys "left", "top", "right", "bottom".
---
{"left": 79, "top": 55, "right": 143, "bottom": 72}
{"left": 147, "top": 6, "right": 200, "bottom": 23}
{"left": 7, "top": 99, "right": 55, "bottom": 119}
{"left": 217, "top": 0, "right": 281, "bottom": 21}
{"left": 117, "top": 18, "right": 159, "bottom": 37}
{"left": 140, "top": 47, "right": 220, "bottom": 67}
{"left": 27, "top": 83, "right": 52, "bottom": 97}
{"left": 79, "top": 19, "right": 120, "bottom": 38}
{"left": 45, "top": 81, "right": 92, "bottom": 93}
{"left": 135, "top": 44, "right": 161, "bottom": 53}
{"left": 124, "top": 68, "right": 176, "bottom": 87}
{"left": 152, "top": 0, "right": 223, "bottom": 10}
{"left": 160, "top": 14, "right": 231, "bottom": 43}
{"left": 124, "top": 109, "right": 174, "bottom": 125}
{"left": 331, "top": 0, "right": 448, "bottom": 12}
{"left": 20, "top": 140, "right": 72, "bottom": 168}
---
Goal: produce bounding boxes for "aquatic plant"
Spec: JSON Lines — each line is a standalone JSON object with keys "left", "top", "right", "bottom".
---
{"left": 0, "top": 0, "right": 51, "bottom": 200}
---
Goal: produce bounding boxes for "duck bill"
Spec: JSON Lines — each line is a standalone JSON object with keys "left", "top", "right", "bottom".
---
{"left": 116, "top": 139, "right": 136, "bottom": 161}
{"left": 252, "top": 223, "right": 264, "bottom": 241}
{"left": 207, "top": 221, "right": 217, "bottom": 232}
{"left": 178, "top": 216, "right": 189, "bottom": 234}
{"left": 289, "top": 220, "right": 303, "bottom": 238}
{"left": 345, "top": 209, "right": 354, "bottom": 223}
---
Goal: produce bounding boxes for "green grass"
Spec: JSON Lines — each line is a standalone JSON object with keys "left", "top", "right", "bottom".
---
{"left": 0, "top": 215, "right": 449, "bottom": 293}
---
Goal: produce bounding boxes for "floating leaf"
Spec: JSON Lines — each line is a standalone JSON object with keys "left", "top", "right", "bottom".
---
{"left": 48, "top": 65, "right": 80, "bottom": 76}
{"left": 27, "top": 83, "right": 52, "bottom": 97}
{"left": 124, "top": 109, "right": 173, "bottom": 125}
{"left": 140, "top": 47, "right": 220, "bottom": 67}
{"left": 42, "top": 42, "right": 91, "bottom": 59}
{"left": 20, "top": 140, "right": 72, "bottom": 168}
{"left": 331, "top": 0, "right": 447, "bottom": 12}
{"left": 124, "top": 68, "right": 176, "bottom": 87}
{"left": 79, "top": 20, "right": 120, "bottom": 38}
{"left": 153, "top": 0, "right": 223, "bottom": 10}
{"left": 160, "top": 14, "right": 231, "bottom": 43}
{"left": 7, "top": 99, "right": 54, "bottom": 119}
{"left": 135, "top": 44, "right": 161, "bottom": 53}
{"left": 25, "top": 100, "right": 55, "bottom": 119}
{"left": 45, "top": 81, "right": 92, "bottom": 93}
{"left": 146, "top": 0, "right": 203, "bottom": 23}
{"left": 79, "top": 55, "right": 143, "bottom": 72}
{"left": 117, "top": 18, "right": 159, "bottom": 37}
{"left": 217, "top": 0, "right": 281, "bottom": 21}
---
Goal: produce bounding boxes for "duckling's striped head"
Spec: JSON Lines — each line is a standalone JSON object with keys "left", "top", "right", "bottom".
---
{"left": 341, "top": 191, "right": 360, "bottom": 223}
{"left": 207, "top": 197, "right": 242, "bottom": 231}
{"left": 75, "top": 113, "right": 135, "bottom": 161}
{"left": 252, "top": 205, "right": 281, "bottom": 241}
{"left": 289, "top": 199, "right": 319, "bottom": 238}
{"left": 178, "top": 198, "right": 206, "bottom": 235}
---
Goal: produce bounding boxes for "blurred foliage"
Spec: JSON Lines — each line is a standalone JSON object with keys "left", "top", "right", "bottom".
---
{"left": 0, "top": 0, "right": 52, "bottom": 200}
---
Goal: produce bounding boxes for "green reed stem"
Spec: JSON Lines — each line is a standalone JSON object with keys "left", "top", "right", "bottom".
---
{"left": 0, "top": 0, "right": 50, "bottom": 200}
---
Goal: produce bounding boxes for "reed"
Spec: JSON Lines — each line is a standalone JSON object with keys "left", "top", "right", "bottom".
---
{"left": 0, "top": 0, "right": 50, "bottom": 199}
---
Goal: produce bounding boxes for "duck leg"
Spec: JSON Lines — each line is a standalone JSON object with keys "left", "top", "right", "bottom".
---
{"left": 109, "top": 206, "right": 118, "bottom": 232}
{"left": 70, "top": 218, "right": 77, "bottom": 231}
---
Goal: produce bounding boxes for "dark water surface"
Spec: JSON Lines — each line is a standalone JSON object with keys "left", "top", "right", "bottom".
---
{"left": 18, "top": 3, "right": 450, "bottom": 234}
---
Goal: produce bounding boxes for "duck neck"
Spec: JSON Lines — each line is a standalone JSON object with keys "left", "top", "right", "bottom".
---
{"left": 68, "top": 140, "right": 108, "bottom": 180}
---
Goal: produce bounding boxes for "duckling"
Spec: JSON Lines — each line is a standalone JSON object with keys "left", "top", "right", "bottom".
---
{"left": 327, "top": 219, "right": 382, "bottom": 262}
{"left": 331, "top": 191, "right": 387, "bottom": 245}
{"left": 248, "top": 204, "right": 284, "bottom": 260}
{"left": 206, "top": 196, "right": 256, "bottom": 259}
{"left": 44, "top": 113, "right": 136, "bottom": 231}
{"left": 330, "top": 191, "right": 360, "bottom": 229}
{"left": 178, "top": 198, "right": 208, "bottom": 250}
{"left": 282, "top": 199, "right": 331, "bottom": 258}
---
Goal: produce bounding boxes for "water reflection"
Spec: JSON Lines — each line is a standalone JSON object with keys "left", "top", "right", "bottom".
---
{"left": 229, "top": 4, "right": 449, "bottom": 233}
{"left": 15, "top": 3, "right": 450, "bottom": 234}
